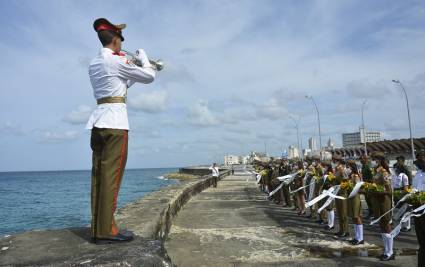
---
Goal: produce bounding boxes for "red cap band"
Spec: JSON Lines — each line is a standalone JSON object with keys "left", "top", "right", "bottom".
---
{"left": 96, "top": 24, "right": 120, "bottom": 33}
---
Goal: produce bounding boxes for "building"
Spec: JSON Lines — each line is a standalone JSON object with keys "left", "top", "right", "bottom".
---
{"left": 247, "top": 151, "right": 270, "bottom": 163}
{"left": 303, "top": 148, "right": 311, "bottom": 157}
{"left": 331, "top": 137, "right": 425, "bottom": 162}
{"left": 308, "top": 137, "right": 317, "bottom": 151}
{"left": 224, "top": 155, "right": 242, "bottom": 165}
{"left": 326, "top": 138, "right": 335, "bottom": 150}
{"left": 288, "top": 145, "right": 300, "bottom": 159}
{"left": 342, "top": 129, "right": 382, "bottom": 147}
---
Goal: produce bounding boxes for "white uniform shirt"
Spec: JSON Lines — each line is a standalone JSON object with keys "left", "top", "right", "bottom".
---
{"left": 392, "top": 173, "right": 409, "bottom": 189}
{"left": 86, "top": 48, "right": 155, "bottom": 130}
{"left": 209, "top": 166, "right": 219, "bottom": 177}
{"left": 412, "top": 170, "right": 425, "bottom": 192}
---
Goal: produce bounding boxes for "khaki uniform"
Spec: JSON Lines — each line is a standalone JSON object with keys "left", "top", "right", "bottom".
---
{"left": 361, "top": 162, "right": 374, "bottom": 215}
{"left": 86, "top": 43, "right": 156, "bottom": 240}
{"left": 280, "top": 165, "right": 292, "bottom": 206}
{"left": 347, "top": 174, "right": 362, "bottom": 219}
{"left": 90, "top": 127, "right": 128, "bottom": 238}
{"left": 372, "top": 167, "right": 392, "bottom": 229}
{"left": 335, "top": 164, "right": 349, "bottom": 233}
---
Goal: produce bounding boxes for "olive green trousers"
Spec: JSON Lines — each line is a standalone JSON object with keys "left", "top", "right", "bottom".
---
{"left": 90, "top": 127, "right": 128, "bottom": 238}
{"left": 335, "top": 198, "right": 348, "bottom": 233}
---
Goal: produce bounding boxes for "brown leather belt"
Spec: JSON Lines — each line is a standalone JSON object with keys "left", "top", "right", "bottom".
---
{"left": 96, "top": 96, "right": 126, "bottom": 105}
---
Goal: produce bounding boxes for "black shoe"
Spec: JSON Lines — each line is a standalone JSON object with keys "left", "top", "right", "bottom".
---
{"left": 401, "top": 227, "right": 411, "bottom": 232}
{"left": 380, "top": 254, "right": 395, "bottom": 261}
{"left": 337, "top": 232, "right": 349, "bottom": 238}
{"left": 324, "top": 225, "right": 334, "bottom": 231}
{"left": 350, "top": 239, "right": 364, "bottom": 245}
{"left": 316, "top": 219, "right": 324, "bottom": 224}
{"left": 94, "top": 233, "right": 134, "bottom": 244}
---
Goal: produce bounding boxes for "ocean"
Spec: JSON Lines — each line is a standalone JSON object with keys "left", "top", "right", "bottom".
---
{"left": 0, "top": 168, "right": 178, "bottom": 236}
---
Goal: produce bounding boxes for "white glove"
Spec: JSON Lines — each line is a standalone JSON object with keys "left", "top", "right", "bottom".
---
{"left": 135, "top": 48, "right": 152, "bottom": 68}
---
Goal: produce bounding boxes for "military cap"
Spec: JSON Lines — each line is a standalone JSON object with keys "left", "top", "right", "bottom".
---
{"left": 93, "top": 18, "right": 126, "bottom": 41}
{"left": 396, "top": 155, "right": 405, "bottom": 161}
{"left": 370, "top": 151, "right": 385, "bottom": 160}
{"left": 332, "top": 154, "right": 342, "bottom": 160}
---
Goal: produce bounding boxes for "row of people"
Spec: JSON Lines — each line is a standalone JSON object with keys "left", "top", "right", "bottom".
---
{"left": 253, "top": 151, "right": 425, "bottom": 264}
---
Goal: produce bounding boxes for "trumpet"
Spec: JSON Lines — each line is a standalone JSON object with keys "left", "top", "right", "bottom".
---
{"left": 121, "top": 49, "right": 164, "bottom": 71}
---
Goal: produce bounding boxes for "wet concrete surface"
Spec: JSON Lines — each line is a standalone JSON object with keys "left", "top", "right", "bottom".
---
{"left": 165, "top": 174, "right": 419, "bottom": 267}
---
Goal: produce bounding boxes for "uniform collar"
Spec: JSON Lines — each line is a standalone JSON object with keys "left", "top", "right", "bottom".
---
{"left": 101, "top": 47, "right": 114, "bottom": 54}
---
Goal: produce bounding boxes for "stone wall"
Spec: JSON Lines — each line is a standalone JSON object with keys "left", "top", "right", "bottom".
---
{"left": 117, "top": 170, "right": 230, "bottom": 240}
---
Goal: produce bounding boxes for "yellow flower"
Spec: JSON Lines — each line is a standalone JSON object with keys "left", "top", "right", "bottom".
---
{"left": 340, "top": 181, "right": 350, "bottom": 190}
{"left": 327, "top": 172, "right": 335, "bottom": 181}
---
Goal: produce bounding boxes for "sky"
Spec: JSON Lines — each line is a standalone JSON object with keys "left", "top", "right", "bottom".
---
{"left": 1, "top": 0, "right": 425, "bottom": 171}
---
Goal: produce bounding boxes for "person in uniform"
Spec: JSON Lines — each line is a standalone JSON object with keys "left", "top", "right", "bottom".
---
{"left": 370, "top": 152, "right": 394, "bottom": 261}
{"left": 280, "top": 160, "right": 292, "bottom": 207}
{"left": 334, "top": 155, "right": 349, "bottom": 237}
{"left": 360, "top": 155, "right": 374, "bottom": 218}
{"left": 322, "top": 162, "right": 336, "bottom": 230}
{"left": 412, "top": 151, "right": 425, "bottom": 266}
{"left": 313, "top": 161, "right": 326, "bottom": 224}
{"left": 294, "top": 161, "right": 306, "bottom": 215}
{"left": 394, "top": 155, "right": 412, "bottom": 185}
{"left": 392, "top": 161, "right": 411, "bottom": 231}
{"left": 209, "top": 163, "right": 219, "bottom": 187}
{"left": 86, "top": 18, "right": 157, "bottom": 244}
{"left": 346, "top": 160, "right": 364, "bottom": 245}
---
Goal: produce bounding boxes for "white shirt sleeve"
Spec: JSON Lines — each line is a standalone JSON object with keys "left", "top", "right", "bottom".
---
{"left": 401, "top": 173, "right": 409, "bottom": 186}
{"left": 117, "top": 60, "right": 156, "bottom": 84}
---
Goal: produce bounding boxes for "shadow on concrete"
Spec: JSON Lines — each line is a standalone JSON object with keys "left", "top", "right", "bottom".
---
{"left": 68, "top": 227, "right": 92, "bottom": 243}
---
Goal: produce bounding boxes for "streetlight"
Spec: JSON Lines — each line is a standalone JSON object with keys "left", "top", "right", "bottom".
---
{"left": 305, "top": 95, "right": 323, "bottom": 152}
{"left": 361, "top": 100, "right": 368, "bottom": 156}
{"left": 392, "top": 80, "right": 415, "bottom": 161}
{"left": 289, "top": 115, "right": 303, "bottom": 160}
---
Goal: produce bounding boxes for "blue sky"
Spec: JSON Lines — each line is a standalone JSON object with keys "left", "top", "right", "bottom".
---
{"left": 1, "top": 0, "right": 425, "bottom": 171}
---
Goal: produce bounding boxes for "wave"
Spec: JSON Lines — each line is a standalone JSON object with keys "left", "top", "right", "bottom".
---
{"left": 156, "top": 175, "right": 168, "bottom": 180}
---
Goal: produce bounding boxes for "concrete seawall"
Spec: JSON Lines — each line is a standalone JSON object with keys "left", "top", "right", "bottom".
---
{"left": 0, "top": 171, "right": 230, "bottom": 266}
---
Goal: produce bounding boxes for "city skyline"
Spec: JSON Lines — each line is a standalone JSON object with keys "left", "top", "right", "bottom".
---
{"left": 1, "top": 1, "right": 425, "bottom": 171}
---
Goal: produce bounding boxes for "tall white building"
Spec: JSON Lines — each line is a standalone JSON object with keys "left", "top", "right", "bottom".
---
{"left": 342, "top": 129, "right": 382, "bottom": 147}
{"left": 224, "top": 155, "right": 242, "bottom": 165}
{"left": 288, "top": 145, "right": 300, "bottom": 159}
{"left": 326, "top": 138, "right": 335, "bottom": 149}
{"left": 308, "top": 137, "right": 317, "bottom": 151}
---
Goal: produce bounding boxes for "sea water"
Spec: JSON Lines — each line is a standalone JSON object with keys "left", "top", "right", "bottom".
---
{"left": 0, "top": 168, "right": 178, "bottom": 236}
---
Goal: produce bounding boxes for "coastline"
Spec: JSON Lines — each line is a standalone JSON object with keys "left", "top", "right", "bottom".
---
{"left": 0, "top": 169, "right": 230, "bottom": 266}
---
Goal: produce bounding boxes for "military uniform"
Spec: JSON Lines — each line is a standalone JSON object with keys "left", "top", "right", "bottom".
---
{"left": 372, "top": 167, "right": 392, "bottom": 230}
{"left": 294, "top": 168, "right": 306, "bottom": 214}
{"left": 372, "top": 165, "right": 394, "bottom": 260}
{"left": 280, "top": 163, "right": 292, "bottom": 206}
{"left": 413, "top": 153, "right": 425, "bottom": 266}
{"left": 361, "top": 161, "right": 374, "bottom": 217}
{"left": 347, "top": 172, "right": 364, "bottom": 244}
{"left": 87, "top": 18, "right": 156, "bottom": 241}
{"left": 335, "top": 163, "right": 349, "bottom": 236}
{"left": 347, "top": 173, "right": 362, "bottom": 219}
{"left": 323, "top": 169, "right": 336, "bottom": 230}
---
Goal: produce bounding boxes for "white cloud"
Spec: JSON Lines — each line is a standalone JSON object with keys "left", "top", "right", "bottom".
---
{"left": 256, "top": 98, "right": 288, "bottom": 120}
{"left": 346, "top": 79, "right": 394, "bottom": 99}
{"left": 188, "top": 100, "right": 218, "bottom": 127}
{"left": 0, "top": 122, "right": 26, "bottom": 136}
{"left": 128, "top": 91, "right": 168, "bottom": 113}
{"left": 63, "top": 105, "right": 93, "bottom": 125}
{"left": 37, "top": 130, "right": 79, "bottom": 143}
